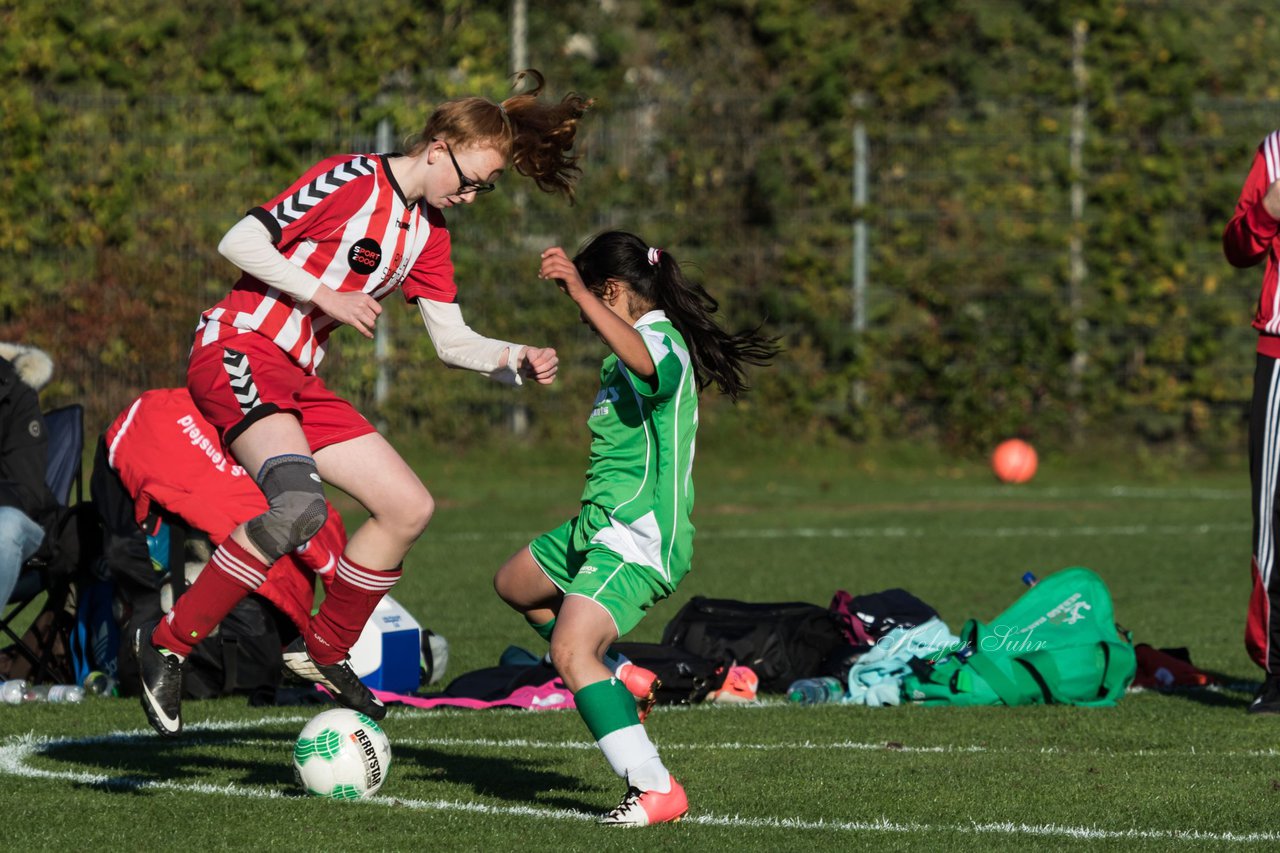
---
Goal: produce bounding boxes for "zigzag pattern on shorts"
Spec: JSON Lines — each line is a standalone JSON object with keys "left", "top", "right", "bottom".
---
{"left": 272, "top": 156, "right": 376, "bottom": 226}
{"left": 222, "top": 348, "right": 261, "bottom": 414}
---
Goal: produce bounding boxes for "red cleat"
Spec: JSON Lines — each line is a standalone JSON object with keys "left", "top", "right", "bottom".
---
{"left": 599, "top": 777, "right": 688, "bottom": 826}
{"left": 706, "top": 664, "right": 759, "bottom": 703}
{"left": 616, "top": 661, "right": 661, "bottom": 722}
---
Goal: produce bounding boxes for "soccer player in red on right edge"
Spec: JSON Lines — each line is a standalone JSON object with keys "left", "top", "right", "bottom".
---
{"left": 134, "top": 71, "right": 591, "bottom": 736}
{"left": 1225, "top": 129, "right": 1280, "bottom": 714}
{"left": 493, "top": 232, "right": 778, "bottom": 825}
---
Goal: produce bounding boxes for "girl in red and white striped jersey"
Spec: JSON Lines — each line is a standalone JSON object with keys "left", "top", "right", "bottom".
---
{"left": 1226, "top": 129, "right": 1280, "bottom": 714}
{"left": 134, "top": 71, "right": 592, "bottom": 736}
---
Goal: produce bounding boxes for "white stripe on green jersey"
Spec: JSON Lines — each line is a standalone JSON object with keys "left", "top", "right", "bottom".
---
{"left": 582, "top": 310, "right": 697, "bottom": 584}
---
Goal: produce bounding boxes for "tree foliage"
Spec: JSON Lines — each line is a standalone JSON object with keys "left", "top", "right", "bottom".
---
{"left": 1, "top": 0, "right": 1275, "bottom": 455}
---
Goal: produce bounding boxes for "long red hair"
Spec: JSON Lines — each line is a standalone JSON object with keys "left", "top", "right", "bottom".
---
{"left": 406, "top": 70, "right": 592, "bottom": 201}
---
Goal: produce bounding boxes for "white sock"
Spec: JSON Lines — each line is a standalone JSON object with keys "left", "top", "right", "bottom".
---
{"left": 597, "top": 724, "right": 671, "bottom": 792}
{"left": 628, "top": 756, "right": 672, "bottom": 793}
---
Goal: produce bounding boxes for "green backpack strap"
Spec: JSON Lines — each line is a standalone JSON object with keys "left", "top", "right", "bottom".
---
{"left": 1089, "top": 639, "right": 1137, "bottom": 706}
{"left": 963, "top": 648, "right": 1049, "bottom": 706}
{"left": 1036, "top": 638, "right": 1137, "bottom": 706}
{"left": 949, "top": 618, "right": 1048, "bottom": 706}
{"left": 902, "top": 620, "right": 983, "bottom": 705}
{"left": 997, "top": 640, "right": 1136, "bottom": 707}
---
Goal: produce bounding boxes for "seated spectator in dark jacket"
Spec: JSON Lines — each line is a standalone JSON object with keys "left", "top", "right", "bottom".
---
{"left": 0, "top": 342, "right": 56, "bottom": 607}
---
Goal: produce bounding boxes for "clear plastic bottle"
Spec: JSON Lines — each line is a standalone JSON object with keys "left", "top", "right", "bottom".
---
{"left": 0, "top": 679, "right": 27, "bottom": 705}
{"left": 83, "top": 671, "right": 119, "bottom": 697}
{"left": 23, "top": 684, "right": 86, "bottom": 703}
{"left": 786, "top": 676, "right": 845, "bottom": 705}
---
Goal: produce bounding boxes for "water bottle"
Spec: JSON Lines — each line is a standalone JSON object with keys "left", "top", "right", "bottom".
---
{"left": 83, "top": 671, "right": 119, "bottom": 697}
{"left": 23, "top": 684, "right": 86, "bottom": 703}
{"left": 0, "top": 679, "right": 28, "bottom": 705}
{"left": 1022, "top": 571, "right": 1038, "bottom": 587}
{"left": 786, "top": 676, "right": 845, "bottom": 705}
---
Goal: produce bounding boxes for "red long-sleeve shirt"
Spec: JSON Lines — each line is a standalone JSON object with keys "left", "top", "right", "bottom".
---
{"left": 1225, "top": 130, "right": 1280, "bottom": 358}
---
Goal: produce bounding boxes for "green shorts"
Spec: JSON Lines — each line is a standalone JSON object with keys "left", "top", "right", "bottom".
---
{"left": 529, "top": 503, "right": 676, "bottom": 638}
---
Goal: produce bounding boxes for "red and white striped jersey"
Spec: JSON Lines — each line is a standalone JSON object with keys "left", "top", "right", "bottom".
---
{"left": 195, "top": 154, "right": 457, "bottom": 373}
{"left": 1225, "top": 131, "right": 1280, "bottom": 358}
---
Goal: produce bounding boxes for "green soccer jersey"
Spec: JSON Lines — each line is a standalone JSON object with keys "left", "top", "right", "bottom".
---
{"left": 580, "top": 310, "right": 698, "bottom": 584}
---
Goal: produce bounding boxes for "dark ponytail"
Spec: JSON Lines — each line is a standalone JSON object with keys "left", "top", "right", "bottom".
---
{"left": 573, "top": 231, "right": 779, "bottom": 400}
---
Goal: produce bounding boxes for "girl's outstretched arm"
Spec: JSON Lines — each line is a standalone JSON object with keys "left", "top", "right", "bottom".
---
{"left": 540, "top": 247, "right": 655, "bottom": 379}
{"left": 416, "top": 298, "right": 558, "bottom": 385}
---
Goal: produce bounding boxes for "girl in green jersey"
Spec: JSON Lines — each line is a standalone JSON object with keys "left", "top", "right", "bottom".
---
{"left": 495, "top": 231, "right": 777, "bottom": 825}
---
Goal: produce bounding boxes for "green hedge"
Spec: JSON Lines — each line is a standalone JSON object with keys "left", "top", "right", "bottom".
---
{"left": 1, "top": 0, "right": 1275, "bottom": 457}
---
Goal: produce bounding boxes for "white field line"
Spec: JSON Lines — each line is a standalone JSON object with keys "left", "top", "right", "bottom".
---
{"left": 927, "top": 485, "right": 1246, "bottom": 501}
{"left": 393, "top": 736, "right": 1280, "bottom": 759}
{"left": 435, "top": 484, "right": 1249, "bottom": 543}
{"left": 434, "top": 522, "right": 1249, "bottom": 542}
{"left": 1, "top": 722, "right": 1278, "bottom": 843}
{"left": 700, "top": 523, "right": 1249, "bottom": 540}
{"left": 170, "top": 734, "right": 1280, "bottom": 760}
{"left": 703, "top": 485, "right": 1248, "bottom": 502}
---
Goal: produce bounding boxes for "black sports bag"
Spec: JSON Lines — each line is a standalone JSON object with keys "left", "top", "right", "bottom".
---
{"left": 660, "top": 596, "right": 844, "bottom": 693}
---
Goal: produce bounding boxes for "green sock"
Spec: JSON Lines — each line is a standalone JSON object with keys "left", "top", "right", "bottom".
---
{"left": 577, "top": 677, "right": 664, "bottom": 785}
{"left": 526, "top": 615, "right": 556, "bottom": 643}
{"left": 575, "top": 677, "right": 640, "bottom": 741}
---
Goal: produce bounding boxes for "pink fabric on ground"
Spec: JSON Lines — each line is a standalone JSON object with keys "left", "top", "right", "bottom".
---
{"left": 369, "top": 680, "right": 576, "bottom": 711}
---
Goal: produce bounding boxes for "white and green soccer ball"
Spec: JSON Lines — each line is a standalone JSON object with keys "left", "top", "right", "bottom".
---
{"left": 293, "top": 708, "right": 392, "bottom": 799}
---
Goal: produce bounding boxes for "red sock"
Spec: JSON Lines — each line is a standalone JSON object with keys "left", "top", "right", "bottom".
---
{"left": 151, "top": 537, "right": 270, "bottom": 657}
{"left": 306, "top": 555, "right": 401, "bottom": 665}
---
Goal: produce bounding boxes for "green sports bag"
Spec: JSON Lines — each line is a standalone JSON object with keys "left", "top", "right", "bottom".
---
{"left": 901, "top": 567, "right": 1136, "bottom": 707}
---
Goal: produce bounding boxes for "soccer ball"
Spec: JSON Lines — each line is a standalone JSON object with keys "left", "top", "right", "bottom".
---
{"left": 293, "top": 708, "right": 392, "bottom": 799}
{"left": 991, "top": 438, "right": 1038, "bottom": 484}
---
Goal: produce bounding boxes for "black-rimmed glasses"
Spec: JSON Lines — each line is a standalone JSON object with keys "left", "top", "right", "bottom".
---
{"left": 437, "top": 139, "right": 495, "bottom": 196}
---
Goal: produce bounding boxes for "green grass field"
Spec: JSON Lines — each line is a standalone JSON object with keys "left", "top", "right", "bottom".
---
{"left": 1, "top": 434, "right": 1274, "bottom": 850}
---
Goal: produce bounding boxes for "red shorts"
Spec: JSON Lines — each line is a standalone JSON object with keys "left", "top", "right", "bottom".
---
{"left": 188, "top": 332, "right": 376, "bottom": 451}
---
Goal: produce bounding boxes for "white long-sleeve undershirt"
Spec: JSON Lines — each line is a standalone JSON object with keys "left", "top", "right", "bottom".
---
{"left": 217, "top": 215, "right": 322, "bottom": 303}
{"left": 217, "top": 215, "right": 526, "bottom": 385}
{"left": 417, "top": 299, "right": 524, "bottom": 386}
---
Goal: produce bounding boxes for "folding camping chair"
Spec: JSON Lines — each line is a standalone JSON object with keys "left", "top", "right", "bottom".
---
{"left": 0, "top": 403, "right": 85, "bottom": 683}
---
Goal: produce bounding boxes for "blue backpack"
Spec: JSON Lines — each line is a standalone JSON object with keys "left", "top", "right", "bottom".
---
{"left": 70, "top": 573, "right": 120, "bottom": 687}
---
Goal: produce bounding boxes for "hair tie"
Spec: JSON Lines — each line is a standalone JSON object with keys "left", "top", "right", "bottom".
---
{"left": 647, "top": 247, "right": 662, "bottom": 266}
